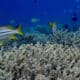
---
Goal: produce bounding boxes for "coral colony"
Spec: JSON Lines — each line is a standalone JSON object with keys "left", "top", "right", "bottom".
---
{"left": 0, "top": 41, "right": 80, "bottom": 80}
{"left": 0, "top": 27, "right": 80, "bottom": 80}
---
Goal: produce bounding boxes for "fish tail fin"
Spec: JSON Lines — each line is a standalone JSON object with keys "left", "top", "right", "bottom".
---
{"left": 16, "top": 24, "right": 23, "bottom": 36}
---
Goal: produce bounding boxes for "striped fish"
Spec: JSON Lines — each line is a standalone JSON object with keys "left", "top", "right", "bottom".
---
{"left": 0, "top": 24, "right": 23, "bottom": 45}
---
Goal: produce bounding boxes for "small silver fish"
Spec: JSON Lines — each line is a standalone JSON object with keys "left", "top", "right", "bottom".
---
{"left": 0, "top": 24, "right": 23, "bottom": 45}
{"left": 9, "top": 20, "right": 15, "bottom": 24}
{"left": 31, "top": 18, "right": 40, "bottom": 23}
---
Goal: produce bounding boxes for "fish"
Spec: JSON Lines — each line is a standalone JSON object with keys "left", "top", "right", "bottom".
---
{"left": 31, "top": 18, "right": 40, "bottom": 23}
{"left": 0, "top": 24, "right": 23, "bottom": 45}
{"left": 49, "top": 22, "right": 57, "bottom": 33}
{"left": 9, "top": 20, "right": 15, "bottom": 24}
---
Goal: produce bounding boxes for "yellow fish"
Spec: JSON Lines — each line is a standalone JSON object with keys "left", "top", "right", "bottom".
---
{"left": 49, "top": 22, "right": 57, "bottom": 33}
{"left": 0, "top": 24, "right": 23, "bottom": 45}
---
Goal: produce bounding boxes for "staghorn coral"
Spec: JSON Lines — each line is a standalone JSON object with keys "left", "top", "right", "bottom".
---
{"left": 23, "top": 28, "right": 80, "bottom": 48}
{"left": 48, "top": 29, "right": 80, "bottom": 47}
{"left": 0, "top": 42, "right": 80, "bottom": 80}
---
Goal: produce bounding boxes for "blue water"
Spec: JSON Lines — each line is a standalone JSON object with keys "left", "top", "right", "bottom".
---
{"left": 0, "top": 0, "right": 80, "bottom": 43}
{"left": 0, "top": 0, "right": 80, "bottom": 26}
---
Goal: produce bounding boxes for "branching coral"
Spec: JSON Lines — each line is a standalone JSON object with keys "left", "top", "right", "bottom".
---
{"left": 48, "top": 29, "right": 80, "bottom": 48}
{"left": 0, "top": 42, "right": 80, "bottom": 80}
{"left": 0, "top": 26, "right": 80, "bottom": 80}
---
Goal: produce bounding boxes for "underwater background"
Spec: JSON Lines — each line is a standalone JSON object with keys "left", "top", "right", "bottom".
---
{"left": 0, "top": 0, "right": 80, "bottom": 50}
{"left": 0, "top": 0, "right": 80, "bottom": 80}
{"left": 0, "top": 0, "right": 80, "bottom": 26}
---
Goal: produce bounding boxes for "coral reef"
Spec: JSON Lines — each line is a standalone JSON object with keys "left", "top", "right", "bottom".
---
{"left": 0, "top": 25, "right": 80, "bottom": 80}
{"left": 48, "top": 29, "right": 80, "bottom": 47}
{"left": 24, "top": 28, "right": 80, "bottom": 47}
{"left": 0, "top": 42, "right": 80, "bottom": 80}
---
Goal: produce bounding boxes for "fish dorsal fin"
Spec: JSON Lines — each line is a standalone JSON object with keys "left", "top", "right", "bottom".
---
{"left": 0, "top": 25, "right": 14, "bottom": 30}
{"left": 10, "top": 35, "right": 17, "bottom": 40}
{"left": 7, "top": 25, "right": 14, "bottom": 30}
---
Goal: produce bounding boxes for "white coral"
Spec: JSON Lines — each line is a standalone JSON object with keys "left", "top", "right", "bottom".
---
{"left": 0, "top": 42, "right": 80, "bottom": 80}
